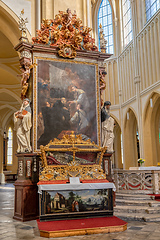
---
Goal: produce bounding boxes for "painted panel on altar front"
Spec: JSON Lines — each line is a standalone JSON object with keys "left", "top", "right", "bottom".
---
{"left": 34, "top": 57, "right": 100, "bottom": 151}
{"left": 44, "top": 189, "right": 110, "bottom": 214}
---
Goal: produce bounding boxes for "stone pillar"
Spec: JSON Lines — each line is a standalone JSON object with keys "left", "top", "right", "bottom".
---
{"left": 0, "top": 132, "right": 5, "bottom": 184}
{"left": 131, "top": 0, "right": 144, "bottom": 160}
{"left": 103, "top": 152, "right": 113, "bottom": 181}
{"left": 152, "top": 171, "right": 160, "bottom": 194}
{"left": 45, "top": 0, "right": 54, "bottom": 19}
{"left": 36, "top": 0, "right": 41, "bottom": 30}
{"left": 14, "top": 153, "right": 39, "bottom": 221}
{"left": 103, "top": 152, "right": 116, "bottom": 206}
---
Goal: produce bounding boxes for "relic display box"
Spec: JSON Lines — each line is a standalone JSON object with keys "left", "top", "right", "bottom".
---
{"left": 37, "top": 133, "right": 115, "bottom": 221}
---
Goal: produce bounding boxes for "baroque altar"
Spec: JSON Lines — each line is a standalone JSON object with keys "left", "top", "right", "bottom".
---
{"left": 12, "top": 9, "right": 125, "bottom": 236}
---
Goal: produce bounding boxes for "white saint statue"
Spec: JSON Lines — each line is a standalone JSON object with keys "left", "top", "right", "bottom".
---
{"left": 14, "top": 98, "right": 32, "bottom": 153}
{"left": 101, "top": 101, "right": 114, "bottom": 152}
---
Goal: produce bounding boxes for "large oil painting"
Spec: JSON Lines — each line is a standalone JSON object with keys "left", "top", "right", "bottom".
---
{"left": 34, "top": 57, "right": 100, "bottom": 150}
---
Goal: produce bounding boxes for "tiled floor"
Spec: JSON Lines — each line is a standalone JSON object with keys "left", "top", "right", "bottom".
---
{"left": 0, "top": 183, "right": 160, "bottom": 240}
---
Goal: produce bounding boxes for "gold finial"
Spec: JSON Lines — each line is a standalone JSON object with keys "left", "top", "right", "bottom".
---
{"left": 99, "top": 23, "right": 102, "bottom": 29}
{"left": 21, "top": 9, "right": 24, "bottom": 15}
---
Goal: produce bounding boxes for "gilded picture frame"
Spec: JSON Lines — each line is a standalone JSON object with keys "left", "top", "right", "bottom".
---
{"left": 33, "top": 56, "right": 100, "bottom": 152}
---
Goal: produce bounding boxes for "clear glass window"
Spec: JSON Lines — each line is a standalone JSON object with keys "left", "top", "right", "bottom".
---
{"left": 98, "top": 0, "right": 114, "bottom": 54}
{"left": 7, "top": 127, "right": 13, "bottom": 165}
{"left": 122, "top": 0, "right": 133, "bottom": 47}
{"left": 145, "top": 0, "right": 160, "bottom": 22}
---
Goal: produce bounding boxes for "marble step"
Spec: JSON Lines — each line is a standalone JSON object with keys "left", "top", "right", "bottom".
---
{"left": 114, "top": 205, "right": 160, "bottom": 214}
{"left": 114, "top": 212, "right": 160, "bottom": 222}
{"left": 116, "top": 193, "right": 155, "bottom": 200}
{"left": 116, "top": 199, "right": 160, "bottom": 207}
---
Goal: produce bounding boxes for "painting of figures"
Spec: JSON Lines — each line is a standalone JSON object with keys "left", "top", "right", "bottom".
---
{"left": 35, "top": 58, "right": 99, "bottom": 150}
{"left": 44, "top": 189, "right": 109, "bottom": 214}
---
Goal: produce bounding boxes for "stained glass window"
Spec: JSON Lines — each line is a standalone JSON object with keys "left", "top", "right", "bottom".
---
{"left": 7, "top": 127, "right": 13, "bottom": 165}
{"left": 145, "top": 0, "right": 160, "bottom": 22}
{"left": 98, "top": 0, "right": 114, "bottom": 54}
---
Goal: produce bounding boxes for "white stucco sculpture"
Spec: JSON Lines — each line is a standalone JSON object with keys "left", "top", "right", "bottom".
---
{"left": 101, "top": 101, "right": 114, "bottom": 152}
{"left": 14, "top": 98, "right": 32, "bottom": 153}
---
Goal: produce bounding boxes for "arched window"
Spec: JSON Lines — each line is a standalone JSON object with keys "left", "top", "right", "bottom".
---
{"left": 98, "top": 0, "right": 114, "bottom": 54}
{"left": 7, "top": 127, "right": 13, "bottom": 165}
{"left": 145, "top": 0, "right": 160, "bottom": 22}
{"left": 122, "top": 0, "right": 133, "bottom": 47}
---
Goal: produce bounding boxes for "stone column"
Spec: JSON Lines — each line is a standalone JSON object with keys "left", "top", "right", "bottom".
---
{"left": 131, "top": 0, "right": 144, "bottom": 159}
{"left": 45, "top": 0, "right": 54, "bottom": 19}
{"left": 0, "top": 131, "right": 5, "bottom": 184}
{"left": 36, "top": 0, "right": 41, "bottom": 30}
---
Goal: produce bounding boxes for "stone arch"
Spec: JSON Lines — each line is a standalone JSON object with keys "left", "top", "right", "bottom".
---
{"left": 0, "top": 104, "right": 17, "bottom": 112}
{"left": 0, "top": 89, "right": 21, "bottom": 104}
{"left": 2, "top": 110, "right": 14, "bottom": 130}
{"left": 0, "top": 61, "right": 19, "bottom": 79}
{"left": 143, "top": 92, "right": 160, "bottom": 166}
{"left": 123, "top": 108, "right": 139, "bottom": 169}
{"left": 110, "top": 114, "right": 123, "bottom": 169}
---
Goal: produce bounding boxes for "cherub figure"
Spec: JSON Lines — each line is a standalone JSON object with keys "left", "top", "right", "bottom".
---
{"left": 65, "top": 8, "right": 72, "bottom": 28}
{"left": 18, "top": 65, "right": 30, "bottom": 87}
{"left": 99, "top": 70, "right": 107, "bottom": 95}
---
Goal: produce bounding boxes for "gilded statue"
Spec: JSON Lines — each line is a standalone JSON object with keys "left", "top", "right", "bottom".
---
{"left": 18, "top": 61, "right": 32, "bottom": 99}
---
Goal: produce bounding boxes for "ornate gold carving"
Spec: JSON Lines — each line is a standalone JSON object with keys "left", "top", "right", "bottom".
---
{"left": 32, "top": 9, "right": 98, "bottom": 58}
{"left": 39, "top": 164, "right": 106, "bottom": 181}
{"left": 33, "top": 56, "right": 100, "bottom": 151}
{"left": 39, "top": 132, "right": 107, "bottom": 181}
{"left": 58, "top": 44, "right": 77, "bottom": 58}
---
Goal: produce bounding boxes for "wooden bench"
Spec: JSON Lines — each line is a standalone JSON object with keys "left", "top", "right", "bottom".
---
{"left": 4, "top": 173, "right": 17, "bottom": 182}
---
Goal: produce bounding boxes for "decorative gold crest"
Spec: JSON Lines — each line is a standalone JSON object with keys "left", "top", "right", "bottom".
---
{"left": 58, "top": 44, "right": 77, "bottom": 58}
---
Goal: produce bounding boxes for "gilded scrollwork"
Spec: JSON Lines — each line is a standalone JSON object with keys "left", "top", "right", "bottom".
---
{"left": 39, "top": 164, "right": 106, "bottom": 181}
